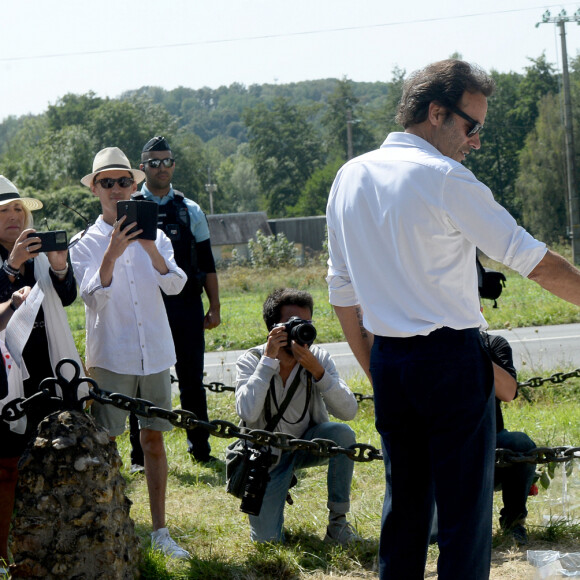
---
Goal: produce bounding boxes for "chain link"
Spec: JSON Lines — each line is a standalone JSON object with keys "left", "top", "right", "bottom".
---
{"left": 517, "top": 368, "right": 580, "bottom": 389}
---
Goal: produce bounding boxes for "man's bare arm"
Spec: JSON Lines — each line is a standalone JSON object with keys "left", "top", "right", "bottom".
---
{"left": 493, "top": 362, "right": 517, "bottom": 402}
{"left": 333, "top": 304, "right": 374, "bottom": 383}
{"left": 528, "top": 249, "right": 580, "bottom": 306}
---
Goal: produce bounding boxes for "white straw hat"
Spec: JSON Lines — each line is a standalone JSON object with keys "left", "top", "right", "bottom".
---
{"left": 0, "top": 175, "right": 43, "bottom": 210}
{"left": 81, "top": 147, "right": 145, "bottom": 187}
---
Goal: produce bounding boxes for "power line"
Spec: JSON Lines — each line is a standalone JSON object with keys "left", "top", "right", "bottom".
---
{"left": 0, "top": 3, "right": 577, "bottom": 63}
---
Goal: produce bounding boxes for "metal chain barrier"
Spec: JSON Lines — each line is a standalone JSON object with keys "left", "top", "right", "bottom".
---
{"left": 1, "top": 359, "right": 580, "bottom": 467}
{"left": 199, "top": 368, "right": 580, "bottom": 403}
{"left": 516, "top": 368, "right": 580, "bottom": 389}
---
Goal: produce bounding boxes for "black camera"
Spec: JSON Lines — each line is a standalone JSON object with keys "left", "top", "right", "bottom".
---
{"left": 273, "top": 316, "right": 317, "bottom": 346}
{"left": 116, "top": 200, "right": 158, "bottom": 240}
{"left": 239, "top": 447, "right": 272, "bottom": 516}
{"left": 26, "top": 231, "right": 68, "bottom": 252}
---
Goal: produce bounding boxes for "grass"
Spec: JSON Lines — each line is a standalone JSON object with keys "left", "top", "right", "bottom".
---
{"left": 64, "top": 259, "right": 580, "bottom": 578}
{"left": 111, "top": 372, "right": 580, "bottom": 579}
{"left": 66, "top": 257, "right": 580, "bottom": 358}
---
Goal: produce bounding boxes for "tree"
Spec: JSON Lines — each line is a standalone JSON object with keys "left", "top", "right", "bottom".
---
{"left": 88, "top": 97, "right": 176, "bottom": 165}
{"left": 289, "top": 157, "right": 344, "bottom": 217}
{"left": 466, "top": 57, "right": 559, "bottom": 221}
{"left": 244, "top": 98, "right": 322, "bottom": 217}
{"left": 516, "top": 93, "right": 567, "bottom": 243}
{"left": 216, "top": 143, "right": 262, "bottom": 213}
{"left": 322, "top": 77, "right": 376, "bottom": 161}
{"left": 465, "top": 70, "right": 525, "bottom": 219}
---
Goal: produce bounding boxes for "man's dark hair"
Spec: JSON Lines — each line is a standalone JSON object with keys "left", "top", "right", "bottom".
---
{"left": 395, "top": 59, "right": 495, "bottom": 128}
{"left": 262, "top": 288, "right": 314, "bottom": 330}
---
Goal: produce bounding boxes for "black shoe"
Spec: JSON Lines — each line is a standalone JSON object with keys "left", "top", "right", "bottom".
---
{"left": 507, "top": 523, "right": 528, "bottom": 545}
{"left": 191, "top": 454, "right": 219, "bottom": 465}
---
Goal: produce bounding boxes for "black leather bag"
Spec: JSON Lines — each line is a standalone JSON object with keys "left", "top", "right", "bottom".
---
{"left": 477, "top": 258, "right": 506, "bottom": 307}
{"left": 225, "top": 438, "right": 253, "bottom": 499}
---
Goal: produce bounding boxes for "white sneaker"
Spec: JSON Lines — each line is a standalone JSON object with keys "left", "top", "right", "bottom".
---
{"left": 151, "top": 527, "right": 191, "bottom": 560}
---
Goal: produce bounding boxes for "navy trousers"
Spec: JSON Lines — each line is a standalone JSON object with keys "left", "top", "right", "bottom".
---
{"left": 371, "top": 327, "right": 496, "bottom": 580}
{"left": 164, "top": 292, "right": 211, "bottom": 460}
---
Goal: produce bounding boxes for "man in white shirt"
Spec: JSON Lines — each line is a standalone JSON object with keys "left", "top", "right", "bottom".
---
{"left": 326, "top": 59, "right": 580, "bottom": 580}
{"left": 70, "top": 147, "right": 190, "bottom": 560}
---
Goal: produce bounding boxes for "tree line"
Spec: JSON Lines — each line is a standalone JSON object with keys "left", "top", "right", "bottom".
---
{"left": 0, "top": 53, "right": 576, "bottom": 243}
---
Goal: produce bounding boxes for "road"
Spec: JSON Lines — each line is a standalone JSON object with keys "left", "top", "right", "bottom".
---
{"left": 201, "top": 323, "right": 580, "bottom": 387}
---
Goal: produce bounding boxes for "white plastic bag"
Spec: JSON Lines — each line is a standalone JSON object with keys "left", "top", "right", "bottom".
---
{"left": 528, "top": 551, "right": 580, "bottom": 579}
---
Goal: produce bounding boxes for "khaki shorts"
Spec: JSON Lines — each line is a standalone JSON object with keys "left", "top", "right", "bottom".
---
{"left": 88, "top": 367, "right": 173, "bottom": 437}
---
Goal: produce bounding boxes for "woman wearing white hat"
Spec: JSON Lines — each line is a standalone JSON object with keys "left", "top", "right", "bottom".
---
{"left": 0, "top": 175, "right": 81, "bottom": 570}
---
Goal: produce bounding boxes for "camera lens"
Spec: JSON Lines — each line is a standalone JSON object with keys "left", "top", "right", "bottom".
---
{"left": 291, "top": 322, "right": 317, "bottom": 346}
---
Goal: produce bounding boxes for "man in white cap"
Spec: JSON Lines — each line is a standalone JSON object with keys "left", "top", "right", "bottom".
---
{"left": 70, "top": 147, "right": 190, "bottom": 560}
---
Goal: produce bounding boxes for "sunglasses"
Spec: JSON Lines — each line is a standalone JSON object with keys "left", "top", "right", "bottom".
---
{"left": 450, "top": 106, "right": 484, "bottom": 137}
{"left": 143, "top": 158, "right": 174, "bottom": 169}
{"left": 95, "top": 177, "right": 135, "bottom": 189}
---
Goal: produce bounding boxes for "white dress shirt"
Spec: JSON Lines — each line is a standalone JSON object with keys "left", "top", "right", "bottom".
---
{"left": 70, "top": 216, "right": 187, "bottom": 375}
{"left": 326, "top": 132, "right": 547, "bottom": 338}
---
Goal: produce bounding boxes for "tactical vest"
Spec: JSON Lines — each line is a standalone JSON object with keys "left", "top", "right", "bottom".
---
{"left": 156, "top": 191, "right": 205, "bottom": 296}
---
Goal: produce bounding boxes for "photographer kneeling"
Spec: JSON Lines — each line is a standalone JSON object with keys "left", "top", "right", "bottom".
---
{"left": 234, "top": 288, "right": 361, "bottom": 545}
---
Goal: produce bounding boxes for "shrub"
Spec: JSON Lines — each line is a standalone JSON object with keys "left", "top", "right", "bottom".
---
{"left": 247, "top": 231, "right": 298, "bottom": 268}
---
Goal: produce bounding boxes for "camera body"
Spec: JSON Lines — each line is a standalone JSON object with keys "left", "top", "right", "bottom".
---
{"left": 26, "top": 231, "right": 68, "bottom": 252}
{"left": 116, "top": 200, "right": 158, "bottom": 240}
{"left": 239, "top": 447, "right": 272, "bottom": 516}
{"left": 273, "top": 316, "right": 317, "bottom": 346}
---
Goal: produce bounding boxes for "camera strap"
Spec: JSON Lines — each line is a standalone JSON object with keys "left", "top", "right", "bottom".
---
{"left": 264, "top": 369, "right": 312, "bottom": 430}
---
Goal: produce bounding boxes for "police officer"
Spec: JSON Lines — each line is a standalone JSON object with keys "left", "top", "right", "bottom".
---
{"left": 130, "top": 136, "right": 221, "bottom": 466}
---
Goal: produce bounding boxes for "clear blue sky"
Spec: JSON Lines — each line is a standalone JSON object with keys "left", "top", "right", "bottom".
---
{"left": 1, "top": 0, "right": 579, "bottom": 120}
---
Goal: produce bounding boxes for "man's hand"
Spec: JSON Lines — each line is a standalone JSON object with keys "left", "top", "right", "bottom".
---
{"left": 204, "top": 306, "right": 221, "bottom": 330}
{"left": 106, "top": 216, "right": 141, "bottom": 261}
{"left": 100, "top": 216, "right": 141, "bottom": 287}
{"left": 290, "top": 341, "right": 325, "bottom": 381}
{"left": 264, "top": 325, "right": 288, "bottom": 360}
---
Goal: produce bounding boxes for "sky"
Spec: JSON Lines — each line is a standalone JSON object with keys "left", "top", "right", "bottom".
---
{"left": 1, "top": 0, "right": 580, "bottom": 121}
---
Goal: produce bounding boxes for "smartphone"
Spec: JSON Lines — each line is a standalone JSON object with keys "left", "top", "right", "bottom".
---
{"left": 116, "top": 200, "right": 158, "bottom": 240}
{"left": 26, "top": 231, "right": 68, "bottom": 252}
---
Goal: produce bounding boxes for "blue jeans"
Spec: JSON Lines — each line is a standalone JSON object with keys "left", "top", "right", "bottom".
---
{"left": 371, "top": 328, "right": 496, "bottom": 580}
{"left": 495, "top": 429, "right": 536, "bottom": 527}
{"left": 249, "top": 421, "right": 356, "bottom": 542}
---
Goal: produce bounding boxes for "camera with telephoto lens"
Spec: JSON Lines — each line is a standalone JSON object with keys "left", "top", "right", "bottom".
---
{"left": 273, "top": 316, "right": 317, "bottom": 346}
{"left": 239, "top": 447, "right": 272, "bottom": 516}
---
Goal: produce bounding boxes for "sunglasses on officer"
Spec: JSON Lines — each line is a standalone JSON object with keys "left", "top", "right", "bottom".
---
{"left": 142, "top": 158, "right": 175, "bottom": 169}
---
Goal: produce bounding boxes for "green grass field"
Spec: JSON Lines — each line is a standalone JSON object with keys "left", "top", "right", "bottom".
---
{"left": 64, "top": 260, "right": 580, "bottom": 578}
{"left": 67, "top": 258, "right": 580, "bottom": 358}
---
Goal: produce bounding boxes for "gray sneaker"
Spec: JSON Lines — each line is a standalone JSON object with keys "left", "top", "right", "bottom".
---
{"left": 151, "top": 527, "right": 191, "bottom": 560}
{"left": 323, "top": 521, "right": 363, "bottom": 545}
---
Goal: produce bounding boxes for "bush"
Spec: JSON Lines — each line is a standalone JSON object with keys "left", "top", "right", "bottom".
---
{"left": 246, "top": 231, "right": 298, "bottom": 269}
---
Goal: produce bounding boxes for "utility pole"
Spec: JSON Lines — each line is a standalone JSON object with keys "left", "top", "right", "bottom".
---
{"left": 346, "top": 108, "right": 354, "bottom": 160}
{"left": 537, "top": 9, "right": 580, "bottom": 264}
{"left": 204, "top": 166, "right": 217, "bottom": 215}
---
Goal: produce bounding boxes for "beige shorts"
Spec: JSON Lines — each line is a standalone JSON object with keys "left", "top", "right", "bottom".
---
{"left": 88, "top": 367, "right": 173, "bottom": 437}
